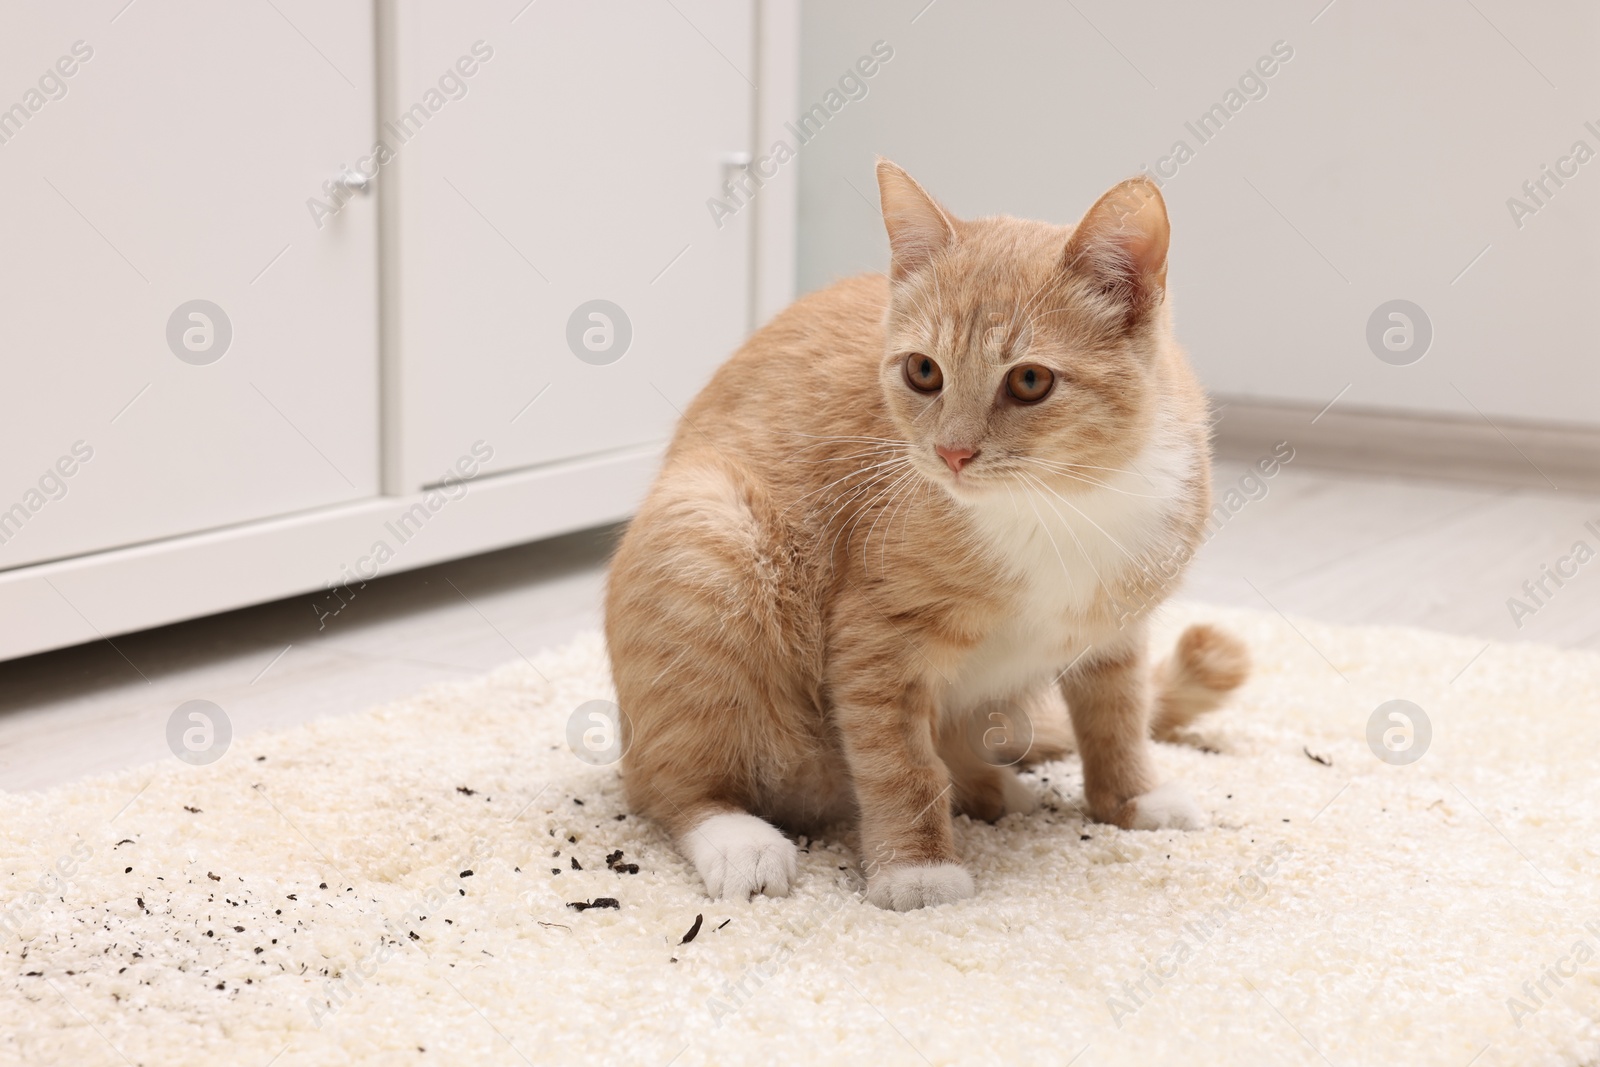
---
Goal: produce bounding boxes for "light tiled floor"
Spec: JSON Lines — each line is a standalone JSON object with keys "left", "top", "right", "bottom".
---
{"left": 2, "top": 460, "right": 1596, "bottom": 793}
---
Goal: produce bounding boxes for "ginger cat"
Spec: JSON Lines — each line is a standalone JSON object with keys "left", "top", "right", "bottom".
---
{"left": 604, "top": 161, "right": 1248, "bottom": 911}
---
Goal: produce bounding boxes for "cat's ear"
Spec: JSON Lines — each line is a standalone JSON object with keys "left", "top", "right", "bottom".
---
{"left": 876, "top": 159, "right": 957, "bottom": 281}
{"left": 1062, "top": 177, "right": 1170, "bottom": 318}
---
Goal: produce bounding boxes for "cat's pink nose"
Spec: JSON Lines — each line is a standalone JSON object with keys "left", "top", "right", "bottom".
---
{"left": 936, "top": 445, "right": 976, "bottom": 474}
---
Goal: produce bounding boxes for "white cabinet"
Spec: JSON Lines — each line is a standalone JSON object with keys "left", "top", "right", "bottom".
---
{"left": 0, "top": 0, "right": 380, "bottom": 570}
{"left": 0, "top": 0, "right": 796, "bottom": 662}
{"left": 386, "top": 0, "right": 756, "bottom": 490}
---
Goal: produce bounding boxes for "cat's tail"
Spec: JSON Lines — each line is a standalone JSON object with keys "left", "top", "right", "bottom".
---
{"left": 1149, "top": 623, "right": 1250, "bottom": 741}
{"left": 1007, "top": 623, "right": 1249, "bottom": 765}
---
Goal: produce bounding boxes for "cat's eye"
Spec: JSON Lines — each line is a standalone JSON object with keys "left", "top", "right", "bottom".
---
{"left": 1006, "top": 364, "right": 1054, "bottom": 403}
{"left": 904, "top": 353, "right": 943, "bottom": 393}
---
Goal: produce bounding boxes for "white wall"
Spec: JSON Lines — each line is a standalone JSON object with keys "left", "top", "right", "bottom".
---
{"left": 795, "top": 0, "right": 1599, "bottom": 428}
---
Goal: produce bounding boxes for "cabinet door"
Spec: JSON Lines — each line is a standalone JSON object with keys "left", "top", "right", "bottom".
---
{"left": 0, "top": 0, "right": 379, "bottom": 571}
{"left": 390, "top": 0, "right": 754, "bottom": 490}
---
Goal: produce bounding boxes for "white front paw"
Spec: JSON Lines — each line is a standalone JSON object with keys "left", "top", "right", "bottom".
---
{"left": 686, "top": 813, "right": 797, "bottom": 900}
{"left": 1127, "top": 781, "right": 1208, "bottom": 830}
{"left": 865, "top": 862, "right": 975, "bottom": 911}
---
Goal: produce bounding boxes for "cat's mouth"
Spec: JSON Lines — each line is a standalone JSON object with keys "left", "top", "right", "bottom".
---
{"left": 918, "top": 456, "right": 994, "bottom": 500}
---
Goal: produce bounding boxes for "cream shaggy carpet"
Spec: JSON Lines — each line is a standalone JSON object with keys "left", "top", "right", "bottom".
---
{"left": 2, "top": 603, "right": 1598, "bottom": 1067}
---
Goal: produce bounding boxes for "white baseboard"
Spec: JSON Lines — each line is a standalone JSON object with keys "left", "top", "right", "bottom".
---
{"left": 0, "top": 444, "right": 661, "bottom": 663}
{"left": 1211, "top": 397, "right": 1600, "bottom": 495}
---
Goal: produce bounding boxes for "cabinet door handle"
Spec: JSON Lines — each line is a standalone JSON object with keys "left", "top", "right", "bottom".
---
{"left": 337, "top": 168, "right": 373, "bottom": 195}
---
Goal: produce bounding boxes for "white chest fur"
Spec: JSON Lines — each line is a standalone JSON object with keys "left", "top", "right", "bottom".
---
{"left": 939, "top": 431, "right": 1196, "bottom": 712}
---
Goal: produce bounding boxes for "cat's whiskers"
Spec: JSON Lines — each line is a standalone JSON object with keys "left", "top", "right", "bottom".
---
{"left": 1015, "top": 475, "right": 1084, "bottom": 601}
{"left": 793, "top": 460, "right": 908, "bottom": 508}
{"left": 826, "top": 462, "right": 919, "bottom": 567}
{"left": 1001, "top": 480, "right": 1026, "bottom": 525}
{"left": 782, "top": 431, "right": 910, "bottom": 450}
{"left": 1051, "top": 459, "right": 1158, "bottom": 479}
{"left": 815, "top": 474, "right": 914, "bottom": 559}
{"left": 1019, "top": 471, "right": 1114, "bottom": 598}
{"left": 809, "top": 469, "right": 914, "bottom": 569}
{"left": 1019, "top": 471, "right": 1142, "bottom": 567}
{"left": 789, "top": 445, "right": 907, "bottom": 467}
{"left": 1015, "top": 457, "right": 1167, "bottom": 499}
{"left": 863, "top": 467, "right": 924, "bottom": 575}
{"left": 1036, "top": 451, "right": 1164, "bottom": 495}
{"left": 1047, "top": 472, "right": 1158, "bottom": 499}
{"left": 784, "top": 452, "right": 911, "bottom": 516}
{"left": 1003, "top": 479, "right": 1076, "bottom": 600}
{"left": 813, "top": 455, "right": 914, "bottom": 531}
{"left": 859, "top": 470, "right": 917, "bottom": 573}
{"left": 882, "top": 476, "right": 929, "bottom": 574}
{"left": 889, "top": 477, "right": 929, "bottom": 572}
